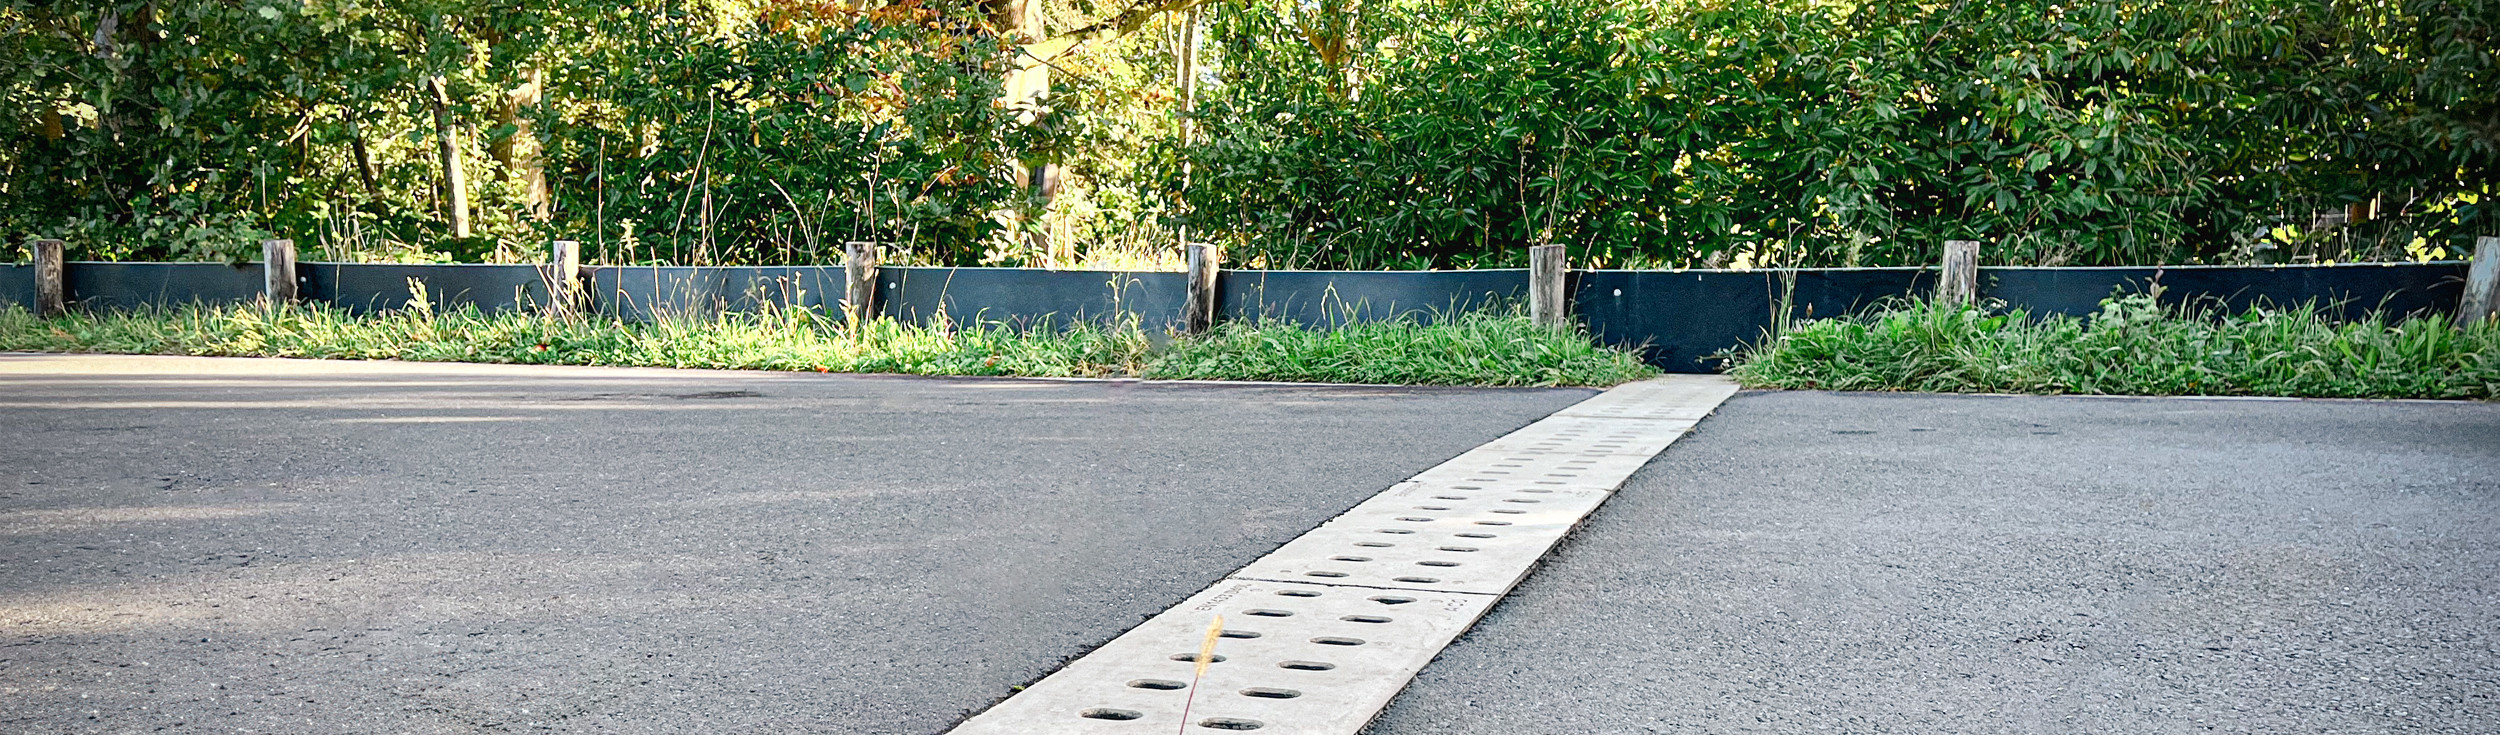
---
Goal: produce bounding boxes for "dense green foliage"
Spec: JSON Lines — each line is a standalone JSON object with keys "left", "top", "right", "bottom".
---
{"left": 1189, "top": 0, "right": 2499, "bottom": 268}
{"left": 3, "top": 1, "right": 1053, "bottom": 265}
{"left": 1727, "top": 295, "right": 2500, "bottom": 399}
{"left": 546, "top": 3, "right": 1047, "bottom": 266}
{"left": 0, "top": 302, "right": 1659, "bottom": 386}
{"left": 6, "top": 0, "right": 2495, "bottom": 268}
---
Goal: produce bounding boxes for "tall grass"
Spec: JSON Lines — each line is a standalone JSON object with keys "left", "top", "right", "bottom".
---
{"left": 1151, "top": 310, "right": 1655, "bottom": 386}
{"left": 1727, "top": 295, "right": 2500, "bottom": 399}
{"left": 0, "top": 301, "right": 1657, "bottom": 387}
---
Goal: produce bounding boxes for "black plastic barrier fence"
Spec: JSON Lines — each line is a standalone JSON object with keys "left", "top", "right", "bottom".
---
{"left": 1, "top": 260, "right": 2469, "bottom": 372}
{"left": 880, "top": 267, "right": 1189, "bottom": 331}
{"left": 1578, "top": 268, "right": 1933, "bottom": 371}
{"left": 60, "top": 262, "right": 267, "bottom": 311}
{"left": 1985, "top": 264, "right": 2466, "bottom": 321}
{"left": 304, "top": 263, "right": 550, "bottom": 315}
{"left": 591, "top": 266, "right": 846, "bottom": 321}
{"left": 1220, "top": 270, "right": 1527, "bottom": 326}
{"left": 1580, "top": 263, "right": 2468, "bottom": 371}
{"left": 0, "top": 265, "right": 34, "bottom": 312}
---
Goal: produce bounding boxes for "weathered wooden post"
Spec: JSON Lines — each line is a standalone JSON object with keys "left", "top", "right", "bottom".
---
{"left": 1938, "top": 240, "right": 1981, "bottom": 306}
{"left": 1528, "top": 244, "right": 1567, "bottom": 328}
{"left": 547, "top": 239, "right": 580, "bottom": 316}
{"left": 33, "top": 238, "right": 66, "bottom": 317}
{"left": 1184, "top": 243, "right": 1221, "bottom": 334}
{"left": 262, "top": 239, "right": 297, "bottom": 304}
{"left": 2460, "top": 236, "right": 2500, "bottom": 326}
{"left": 844, "top": 241, "right": 880, "bottom": 321}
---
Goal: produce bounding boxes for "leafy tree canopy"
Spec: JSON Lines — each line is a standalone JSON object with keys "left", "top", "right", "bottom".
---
{"left": 3, "top": 0, "right": 2492, "bottom": 267}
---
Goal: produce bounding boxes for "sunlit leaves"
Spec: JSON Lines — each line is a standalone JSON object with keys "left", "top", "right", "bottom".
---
{"left": 1176, "top": 0, "right": 2497, "bottom": 269}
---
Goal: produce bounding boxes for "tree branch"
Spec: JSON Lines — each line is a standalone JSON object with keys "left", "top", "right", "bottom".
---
{"left": 1054, "top": 0, "right": 1212, "bottom": 42}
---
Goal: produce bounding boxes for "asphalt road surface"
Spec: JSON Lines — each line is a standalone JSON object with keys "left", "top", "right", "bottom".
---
{"left": 1367, "top": 390, "right": 2500, "bottom": 734}
{"left": 0, "top": 354, "right": 1591, "bottom": 735}
{"left": 11, "top": 355, "right": 2496, "bottom": 735}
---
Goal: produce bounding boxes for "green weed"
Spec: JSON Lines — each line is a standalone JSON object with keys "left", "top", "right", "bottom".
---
{"left": 1149, "top": 310, "right": 1656, "bottom": 387}
{"left": 1726, "top": 295, "right": 2500, "bottom": 399}
{"left": 0, "top": 302, "right": 1656, "bottom": 388}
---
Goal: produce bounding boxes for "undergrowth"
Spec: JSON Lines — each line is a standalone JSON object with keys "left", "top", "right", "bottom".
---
{"left": 1727, "top": 294, "right": 2500, "bottom": 399}
{"left": 0, "top": 302, "right": 1657, "bottom": 388}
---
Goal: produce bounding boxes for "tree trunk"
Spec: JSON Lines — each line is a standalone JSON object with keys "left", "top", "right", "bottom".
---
{"left": 1173, "top": 6, "right": 1200, "bottom": 252}
{"left": 988, "top": 0, "right": 1057, "bottom": 263}
{"left": 491, "top": 67, "right": 549, "bottom": 221}
{"left": 1177, "top": 6, "right": 1198, "bottom": 147}
{"left": 346, "top": 110, "right": 380, "bottom": 199}
{"left": 427, "top": 74, "right": 472, "bottom": 238}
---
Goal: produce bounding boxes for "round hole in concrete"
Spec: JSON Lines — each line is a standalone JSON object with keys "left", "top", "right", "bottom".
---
{"left": 1127, "top": 679, "right": 1186, "bottom": 690}
{"left": 1081, "top": 708, "right": 1144, "bottom": 720}
{"left": 1243, "top": 609, "right": 1294, "bottom": 617}
{"left": 1341, "top": 615, "right": 1392, "bottom": 624}
{"left": 1240, "top": 687, "right": 1302, "bottom": 699}
{"left": 1169, "top": 653, "right": 1227, "bottom": 663}
{"left": 1369, "top": 595, "right": 1416, "bottom": 605}
{"left": 1311, "top": 636, "right": 1366, "bottom": 646}
{"left": 1277, "top": 660, "right": 1335, "bottom": 671}
{"left": 1199, "top": 717, "right": 1265, "bottom": 730}
{"left": 1274, "top": 589, "right": 1321, "bottom": 598}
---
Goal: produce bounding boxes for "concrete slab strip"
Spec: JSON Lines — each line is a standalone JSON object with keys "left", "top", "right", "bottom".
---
{"left": 942, "top": 579, "right": 1496, "bottom": 735}
{"left": 945, "top": 375, "right": 1739, "bottom": 735}
{"left": 1228, "top": 482, "right": 1612, "bottom": 596}
{"left": 1548, "top": 377, "right": 1736, "bottom": 421}
{"left": 1404, "top": 448, "right": 1660, "bottom": 488}
{"left": 1473, "top": 415, "right": 1704, "bottom": 456}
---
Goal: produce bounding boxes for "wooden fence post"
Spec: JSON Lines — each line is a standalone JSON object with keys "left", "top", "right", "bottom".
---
{"left": 33, "top": 238, "right": 66, "bottom": 317}
{"left": 1184, "top": 243, "right": 1221, "bottom": 334}
{"left": 262, "top": 239, "right": 297, "bottom": 304}
{"left": 1938, "top": 240, "right": 1981, "bottom": 306}
{"left": 548, "top": 239, "right": 580, "bottom": 316}
{"left": 1528, "top": 244, "right": 1567, "bottom": 328}
{"left": 844, "top": 241, "right": 880, "bottom": 321}
{"left": 2461, "top": 236, "right": 2500, "bottom": 326}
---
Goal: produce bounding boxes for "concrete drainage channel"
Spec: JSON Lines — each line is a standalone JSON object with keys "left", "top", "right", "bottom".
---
{"left": 946, "top": 375, "right": 1739, "bottom": 735}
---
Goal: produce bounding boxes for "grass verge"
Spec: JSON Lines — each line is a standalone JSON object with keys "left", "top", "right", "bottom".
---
{"left": 0, "top": 302, "right": 1658, "bottom": 387}
{"left": 1726, "top": 294, "right": 2500, "bottom": 399}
